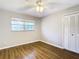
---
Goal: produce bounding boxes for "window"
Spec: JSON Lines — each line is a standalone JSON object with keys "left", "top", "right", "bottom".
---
{"left": 11, "top": 21, "right": 24, "bottom": 31}
{"left": 25, "top": 22, "right": 35, "bottom": 31}
{"left": 11, "top": 20, "right": 35, "bottom": 31}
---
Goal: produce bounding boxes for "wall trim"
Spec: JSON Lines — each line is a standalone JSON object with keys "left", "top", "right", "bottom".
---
{"left": 40, "top": 40, "right": 64, "bottom": 49}
{"left": 0, "top": 40, "right": 39, "bottom": 50}
{"left": 0, "top": 40, "right": 78, "bottom": 54}
{"left": 65, "top": 48, "right": 79, "bottom": 54}
{"left": 0, "top": 40, "right": 64, "bottom": 50}
{"left": 40, "top": 40, "right": 79, "bottom": 53}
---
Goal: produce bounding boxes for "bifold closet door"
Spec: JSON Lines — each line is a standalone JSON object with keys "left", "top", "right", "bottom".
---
{"left": 69, "top": 15, "right": 76, "bottom": 52}
{"left": 75, "top": 14, "right": 79, "bottom": 53}
{"left": 64, "top": 13, "right": 79, "bottom": 53}
{"left": 64, "top": 16, "right": 70, "bottom": 50}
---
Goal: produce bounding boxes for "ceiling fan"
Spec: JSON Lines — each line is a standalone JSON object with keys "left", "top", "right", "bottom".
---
{"left": 19, "top": 0, "right": 61, "bottom": 12}
{"left": 19, "top": 0, "right": 45, "bottom": 12}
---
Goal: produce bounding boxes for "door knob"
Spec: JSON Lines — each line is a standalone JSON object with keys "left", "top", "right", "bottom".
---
{"left": 72, "top": 34, "right": 74, "bottom": 36}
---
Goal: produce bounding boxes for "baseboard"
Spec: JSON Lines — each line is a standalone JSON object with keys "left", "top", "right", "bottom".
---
{"left": 0, "top": 40, "right": 64, "bottom": 50}
{"left": 0, "top": 40, "right": 40, "bottom": 50}
{"left": 0, "top": 40, "right": 63, "bottom": 50}
{"left": 64, "top": 48, "right": 79, "bottom": 54}
{"left": 40, "top": 40, "right": 79, "bottom": 54}
{"left": 40, "top": 40, "right": 64, "bottom": 49}
{"left": 1, "top": 40, "right": 78, "bottom": 54}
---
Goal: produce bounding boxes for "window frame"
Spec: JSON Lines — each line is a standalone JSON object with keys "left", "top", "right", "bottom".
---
{"left": 11, "top": 20, "right": 35, "bottom": 32}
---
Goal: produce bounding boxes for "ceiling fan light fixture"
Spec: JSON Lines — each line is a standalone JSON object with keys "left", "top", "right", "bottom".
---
{"left": 35, "top": 0, "right": 44, "bottom": 12}
{"left": 36, "top": 5, "right": 44, "bottom": 12}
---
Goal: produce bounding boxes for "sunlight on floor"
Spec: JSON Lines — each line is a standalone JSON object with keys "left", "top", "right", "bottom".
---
{"left": 24, "top": 50, "right": 36, "bottom": 59}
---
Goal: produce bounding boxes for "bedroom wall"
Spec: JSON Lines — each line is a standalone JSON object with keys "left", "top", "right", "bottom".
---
{"left": 0, "top": 9, "right": 41, "bottom": 49}
{"left": 41, "top": 12, "right": 64, "bottom": 48}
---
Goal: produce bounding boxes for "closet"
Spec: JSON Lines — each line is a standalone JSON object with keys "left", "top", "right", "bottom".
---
{"left": 64, "top": 13, "right": 79, "bottom": 53}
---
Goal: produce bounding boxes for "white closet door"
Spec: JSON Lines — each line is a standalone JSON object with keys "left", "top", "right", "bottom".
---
{"left": 64, "top": 13, "right": 79, "bottom": 53}
{"left": 69, "top": 15, "right": 76, "bottom": 52}
{"left": 64, "top": 16, "right": 70, "bottom": 49}
{"left": 75, "top": 14, "right": 79, "bottom": 53}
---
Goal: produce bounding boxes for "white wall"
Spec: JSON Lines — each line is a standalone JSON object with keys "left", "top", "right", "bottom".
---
{"left": 0, "top": 9, "right": 41, "bottom": 49}
{"left": 41, "top": 13, "right": 64, "bottom": 48}
{"left": 41, "top": 5, "right": 79, "bottom": 48}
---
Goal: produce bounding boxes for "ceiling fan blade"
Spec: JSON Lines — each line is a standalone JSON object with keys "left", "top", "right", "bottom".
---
{"left": 20, "top": 6, "right": 34, "bottom": 10}
{"left": 19, "top": 0, "right": 35, "bottom": 11}
{"left": 46, "top": 2, "right": 63, "bottom": 9}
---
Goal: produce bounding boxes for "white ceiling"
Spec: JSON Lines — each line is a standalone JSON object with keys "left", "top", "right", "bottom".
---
{"left": 0, "top": 0, "right": 79, "bottom": 17}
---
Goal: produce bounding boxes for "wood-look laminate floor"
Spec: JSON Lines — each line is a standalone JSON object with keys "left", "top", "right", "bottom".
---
{"left": 0, "top": 41, "right": 79, "bottom": 59}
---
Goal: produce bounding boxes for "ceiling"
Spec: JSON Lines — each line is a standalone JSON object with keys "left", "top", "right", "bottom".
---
{"left": 0, "top": 0, "right": 79, "bottom": 17}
